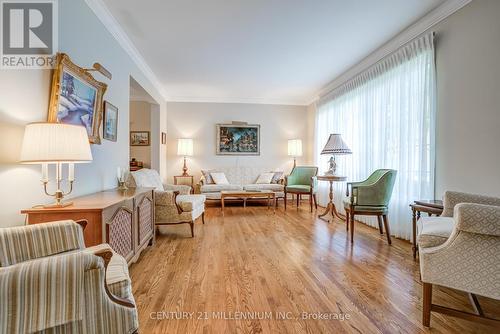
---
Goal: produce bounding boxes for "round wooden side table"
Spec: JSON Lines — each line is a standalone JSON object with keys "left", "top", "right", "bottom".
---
{"left": 317, "top": 175, "right": 347, "bottom": 222}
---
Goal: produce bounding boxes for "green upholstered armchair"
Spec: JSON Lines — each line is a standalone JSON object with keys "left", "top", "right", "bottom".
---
{"left": 344, "top": 169, "right": 397, "bottom": 244}
{"left": 284, "top": 166, "right": 318, "bottom": 212}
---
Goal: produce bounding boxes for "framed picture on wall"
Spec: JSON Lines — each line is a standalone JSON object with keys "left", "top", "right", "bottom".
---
{"left": 47, "top": 53, "right": 107, "bottom": 144}
{"left": 130, "top": 131, "right": 150, "bottom": 146}
{"left": 103, "top": 102, "right": 118, "bottom": 142}
{"left": 216, "top": 123, "right": 260, "bottom": 155}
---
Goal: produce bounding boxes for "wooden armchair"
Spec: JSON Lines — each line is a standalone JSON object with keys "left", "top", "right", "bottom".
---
{"left": 344, "top": 169, "right": 397, "bottom": 244}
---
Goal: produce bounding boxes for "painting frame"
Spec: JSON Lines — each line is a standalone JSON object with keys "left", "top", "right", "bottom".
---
{"left": 216, "top": 123, "right": 260, "bottom": 156}
{"left": 130, "top": 131, "right": 150, "bottom": 146}
{"left": 103, "top": 101, "right": 118, "bottom": 142}
{"left": 47, "top": 53, "right": 107, "bottom": 144}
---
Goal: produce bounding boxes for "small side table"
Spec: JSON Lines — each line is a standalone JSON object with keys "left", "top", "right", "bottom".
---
{"left": 317, "top": 175, "right": 347, "bottom": 222}
{"left": 174, "top": 175, "right": 194, "bottom": 193}
{"left": 410, "top": 200, "right": 443, "bottom": 259}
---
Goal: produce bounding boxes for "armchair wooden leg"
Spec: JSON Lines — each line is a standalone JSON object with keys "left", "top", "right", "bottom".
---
{"left": 377, "top": 215, "right": 384, "bottom": 235}
{"left": 190, "top": 221, "right": 194, "bottom": 237}
{"left": 345, "top": 209, "right": 350, "bottom": 231}
{"left": 422, "top": 282, "right": 432, "bottom": 327}
{"left": 309, "top": 192, "right": 313, "bottom": 212}
{"left": 382, "top": 214, "right": 392, "bottom": 245}
{"left": 296, "top": 194, "right": 299, "bottom": 207}
{"left": 350, "top": 211, "right": 355, "bottom": 243}
{"left": 284, "top": 191, "right": 287, "bottom": 210}
{"left": 313, "top": 194, "right": 318, "bottom": 209}
{"left": 202, "top": 212, "right": 205, "bottom": 224}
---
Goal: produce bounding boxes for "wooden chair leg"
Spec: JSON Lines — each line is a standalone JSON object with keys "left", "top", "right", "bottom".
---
{"left": 190, "top": 221, "right": 194, "bottom": 237}
{"left": 422, "top": 282, "right": 432, "bottom": 327}
{"left": 309, "top": 192, "right": 313, "bottom": 212}
{"left": 345, "top": 209, "right": 350, "bottom": 231}
{"left": 284, "top": 191, "right": 287, "bottom": 210}
{"left": 382, "top": 214, "right": 392, "bottom": 244}
{"left": 377, "top": 215, "right": 384, "bottom": 234}
{"left": 350, "top": 211, "right": 355, "bottom": 243}
{"left": 296, "top": 194, "right": 299, "bottom": 207}
{"left": 313, "top": 194, "right": 318, "bottom": 209}
{"left": 202, "top": 212, "right": 205, "bottom": 224}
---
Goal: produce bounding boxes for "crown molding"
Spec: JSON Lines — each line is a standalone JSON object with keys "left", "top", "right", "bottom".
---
{"left": 166, "top": 96, "right": 309, "bottom": 106}
{"left": 84, "top": 0, "right": 168, "bottom": 101}
{"left": 309, "top": 0, "right": 473, "bottom": 105}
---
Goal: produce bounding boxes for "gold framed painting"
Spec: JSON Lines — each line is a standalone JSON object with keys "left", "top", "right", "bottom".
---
{"left": 48, "top": 53, "right": 107, "bottom": 144}
{"left": 130, "top": 131, "right": 150, "bottom": 146}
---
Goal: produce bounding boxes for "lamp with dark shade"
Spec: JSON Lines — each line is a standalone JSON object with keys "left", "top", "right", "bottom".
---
{"left": 320, "top": 133, "right": 352, "bottom": 176}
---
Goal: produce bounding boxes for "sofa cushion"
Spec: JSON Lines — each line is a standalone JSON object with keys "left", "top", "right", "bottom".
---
{"left": 271, "top": 171, "right": 284, "bottom": 184}
{"left": 255, "top": 172, "right": 275, "bottom": 184}
{"left": 243, "top": 184, "right": 284, "bottom": 192}
{"left": 176, "top": 194, "right": 206, "bottom": 211}
{"left": 211, "top": 172, "right": 229, "bottom": 184}
{"left": 201, "top": 184, "right": 243, "bottom": 193}
{"left": 417, "top": 216, "right": 455, "bottom": 248}
{"left": 201, "top": 170, "right": 215, "bottom": 184}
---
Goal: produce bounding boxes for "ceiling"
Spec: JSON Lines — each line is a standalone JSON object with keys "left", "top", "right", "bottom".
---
{"left": 103, "top": 0, "right": 447, "bottom": 105}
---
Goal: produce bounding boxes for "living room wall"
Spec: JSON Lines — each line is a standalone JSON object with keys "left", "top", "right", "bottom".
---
{"left": 0, "top": 0, "right": 167, "bottom": 226}
{"left": 166, "top": 102, "right": 311, "bottom": 183}
{"left": 431, "top": 0, "right": 500, "bottom": 197}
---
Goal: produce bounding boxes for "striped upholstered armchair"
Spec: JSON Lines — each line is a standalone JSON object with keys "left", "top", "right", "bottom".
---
{"left": 0, "top": 220, "right": 138, "bottom": 333}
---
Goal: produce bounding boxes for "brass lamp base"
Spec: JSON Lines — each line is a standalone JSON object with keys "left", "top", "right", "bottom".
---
{"left": 43, "top": 201, "right": 73, "bottom": 208}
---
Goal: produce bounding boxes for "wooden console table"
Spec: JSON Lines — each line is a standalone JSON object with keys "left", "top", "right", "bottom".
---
{"left": 22, "top": 187, "right": 155, "bottom": 265}
{"left": 409, "top": 199, "right": 444, "bottom": 259}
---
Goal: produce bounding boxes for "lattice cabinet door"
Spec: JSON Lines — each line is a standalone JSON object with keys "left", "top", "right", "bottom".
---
{"left": 106, "top": 206, "right": 134, "bottom": 262}
{"left": 137, "top": 194, "right": 154, "bottom": 248}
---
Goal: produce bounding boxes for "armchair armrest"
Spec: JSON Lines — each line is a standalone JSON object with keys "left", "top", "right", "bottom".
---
{"left": 311, "top": 176, "right": 318, "bottom": 191}
{"left": 348, "top": 185, "right": 382, "bottom": 206}
{"left": 92, "top": 248, "right": 135, "bottom": 308}
{"left": 154, "top": 190, "right": 183, "bottom": 214}
{"left": 455, "top": 203, "right": 500, "bottom": 236}
{"left": 164, "top": 184, "right": 191, "bottom": 195}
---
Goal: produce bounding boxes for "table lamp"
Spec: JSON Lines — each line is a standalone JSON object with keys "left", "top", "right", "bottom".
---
{"left": 177, "top": 138, "right": 193, "bottom": 176}
{"left": 320, "top": 134, "right": 352, "bottom": 176}
{"left": 288, "top": 139, "right": 303, "bottom": 168}
{"left": 20, "top": 123, "right": 93, "bottom": 207}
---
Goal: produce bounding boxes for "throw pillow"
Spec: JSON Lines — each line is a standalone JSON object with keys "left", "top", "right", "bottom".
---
{"left": 271, "top": 171, "right": 284, "bottom": 184}
{"left": 256, "top": 172, "right": 275, "bottom": 184}
{"left": 211, "top": 172, "right": 230, "bottom": 185}
{"left": 201, "top": 170, "right": 215, "bottom": 184}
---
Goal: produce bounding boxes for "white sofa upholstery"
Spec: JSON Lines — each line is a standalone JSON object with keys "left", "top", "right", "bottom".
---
{"left": 199, "top": 166, "right": 285, "bottom": 200}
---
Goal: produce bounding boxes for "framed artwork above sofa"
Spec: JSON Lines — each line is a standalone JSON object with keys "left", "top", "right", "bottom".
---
{"left": 216, "top": 123, "right": 260, "bottom": 155}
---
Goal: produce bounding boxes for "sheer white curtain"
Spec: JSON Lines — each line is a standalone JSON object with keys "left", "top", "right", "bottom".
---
{"left": 314, "top": 33, "right": 436, "bottom": 240}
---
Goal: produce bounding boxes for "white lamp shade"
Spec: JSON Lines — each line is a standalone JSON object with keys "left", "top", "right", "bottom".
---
{"left": 288, "top": 139, "right": 303, "bottom": 157}
{"left": 20, "top": 123, "right": 93, "bottom": 164}
{"left": 321, "top": 134, "right": 352, "bottom": 155}
{"left": 177, "top": 138, "right": 193, "bottom": 156}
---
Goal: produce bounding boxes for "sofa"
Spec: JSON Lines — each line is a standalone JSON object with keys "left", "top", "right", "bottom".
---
{"left": 199, "top": 166, "right": 285, "bottom": 200}
{"left": 417, "top": 191, "right": 500, "bottom": 327}
{"left": 129, "top": 168, "right": 206, "bottom": 237}
{"left": 0, "top": 220, "right": 138, "bottom": 333}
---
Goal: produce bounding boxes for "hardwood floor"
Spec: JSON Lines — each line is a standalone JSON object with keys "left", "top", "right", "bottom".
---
{"left": 130, "top": 203, "right": 499, "bottom": 334}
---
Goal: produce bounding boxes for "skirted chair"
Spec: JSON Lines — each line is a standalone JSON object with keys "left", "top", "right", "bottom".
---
{"left": 418, "top": 191, "right": 500, "bottom": 328}
{"left": 0, "top": 220, "right": 138, "bottom": 333}
{"left": 344, "top": 169, "right": 397, "bottom": 244}
{"left": 284, "top": 166, "right": 318, "bottom": 212}
{"left": 130, "top": 169, "right": 206, "bottom": 237}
